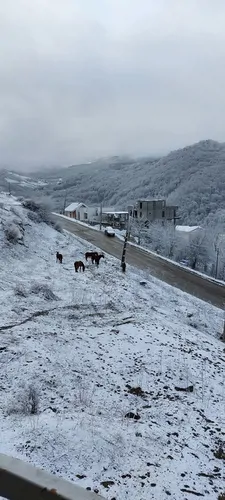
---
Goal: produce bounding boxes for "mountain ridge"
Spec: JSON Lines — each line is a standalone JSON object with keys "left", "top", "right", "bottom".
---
{"left": 1, "top": 139, "right": 225, "bottom": 225}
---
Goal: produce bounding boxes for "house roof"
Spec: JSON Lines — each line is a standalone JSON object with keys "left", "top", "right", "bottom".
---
{"left": 175, "top": 225, "right": 202, "bottom": 233}
{"left": 65, "top": 202, "right": 87, "bottom": 212}
{"left": 102, "top": 211, "right": 128, "bottom": 215}
{"left": 137, "top": 198, "right": 165, "bottom": 202}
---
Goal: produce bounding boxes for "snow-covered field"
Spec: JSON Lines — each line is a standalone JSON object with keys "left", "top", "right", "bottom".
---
{"left": 5, "top": 172, "right": 48, "bottom": 188}
{"left": 1, "top": 193, "right": 225, "bottom": 500}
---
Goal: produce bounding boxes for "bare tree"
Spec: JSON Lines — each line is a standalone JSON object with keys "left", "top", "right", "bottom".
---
{"left": 184, "top": 232, "right": 208, "bottom": 270}
{"left": 129, "top": 217, "right": 148, "bottom": 245}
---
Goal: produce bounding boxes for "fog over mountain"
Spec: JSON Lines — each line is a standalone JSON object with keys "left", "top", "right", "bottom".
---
{"left": 2, "top": 140, "right": 225, "bottom": 227}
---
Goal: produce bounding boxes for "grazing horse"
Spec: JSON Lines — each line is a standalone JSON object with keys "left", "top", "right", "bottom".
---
{"left": 85, "top": 251, "right": 98, "bottom": 263}
{"left": 93, "top": 254, "right": 104, "bottom": 267}
{"left": 56, "top": 251, "right": 63, "bottom": 264}
{"left": 74, "top": 261, "right": 85, "bottom": 272}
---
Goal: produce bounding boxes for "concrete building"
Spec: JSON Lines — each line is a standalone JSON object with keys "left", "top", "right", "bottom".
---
{"left": 129, "top": 199, "right": 178, "bottom": 224}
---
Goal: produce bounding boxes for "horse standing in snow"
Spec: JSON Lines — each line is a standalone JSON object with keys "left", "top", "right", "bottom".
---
{"left": 56, "top": 251, "right": 63, "bottom": 264}
{"left": 85, "top": 251, "right": 98, "bottom": 263}
{"left": 74, "top": 261, "right": 85, "bottom": 272}
{"left": 93, "top": 254, "right": 104, "bottom": 267}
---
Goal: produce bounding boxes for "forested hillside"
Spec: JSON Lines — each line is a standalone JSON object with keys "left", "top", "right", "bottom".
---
{"left": 2, "top": 140, "right": 225, "bottom": 225}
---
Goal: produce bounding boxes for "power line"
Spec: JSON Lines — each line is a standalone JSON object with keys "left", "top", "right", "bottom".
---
{"left": 99, "top": 202, "right": 103, "bottom": 231}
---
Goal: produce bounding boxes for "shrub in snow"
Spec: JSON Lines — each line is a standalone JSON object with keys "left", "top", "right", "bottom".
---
{"left": 53, "top": 221, "right": 63, "bottom": 233}
{"left": 22, "top": 198, "right": 62, "bottom": 232}
{"left": 4, "top": 223, "right": 23, "bottom": 244}
{"left": 7, "top": 385, "right": 40, "bottom": 416}
{"left": 214, "top": 442, "right": 225, "bottom": 460}
{"left": 74, "top": 380, "right": 95, "bottom": 408}
{"left": 10, "top": 206, "right": 21, "bottom": 218}
{"left": 14, "top": 283, "right": 28, "bottom": 298}
{"left": 30, "top": 282, "right": 58, "bottom": 301}
{"left": 23, "top": 198, "right": 51, "bottom": 222}
{"left": 27, "top": 210, "right": 42, "bottom": 223}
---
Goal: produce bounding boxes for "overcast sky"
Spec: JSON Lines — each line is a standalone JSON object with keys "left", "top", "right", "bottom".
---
{"left": 1, "top": 0, "right": 225, "bottom": 170}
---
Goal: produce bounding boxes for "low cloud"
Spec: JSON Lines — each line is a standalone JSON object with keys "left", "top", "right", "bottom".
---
{"left": 0, "top": 0, "right": 225, "bottom": 169}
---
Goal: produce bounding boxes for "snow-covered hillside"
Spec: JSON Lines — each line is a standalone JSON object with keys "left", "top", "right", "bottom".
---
{"left": 17, "top": 139, "right": 225, "bottom": 226}
{"left": 6, "top": 171, "right": 48, "bottom": 188}
{"left": 0, "top": 193, "right": 225, "bottom": 500}
{"left": 3, "top": 140, "right": 225, "bottom": 227}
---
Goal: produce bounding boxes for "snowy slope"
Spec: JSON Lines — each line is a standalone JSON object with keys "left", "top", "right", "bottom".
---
{"left": 6, "top": 171, "right": 48, "bottom": 188}
{"left": 0, "top": 193, "right": 225, "bottom": 500}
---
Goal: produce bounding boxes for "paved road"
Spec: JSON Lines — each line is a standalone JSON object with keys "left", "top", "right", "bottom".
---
{"left": 54, "top": 215, "right": 225, "bottom": 309}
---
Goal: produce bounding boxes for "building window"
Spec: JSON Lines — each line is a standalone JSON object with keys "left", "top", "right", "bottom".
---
{"left": 84, "top": 213, "right": 88, "bottom": 219}
{"left": 140, "top": 211, "right": 142, "bottom": 218}
{"left": 162, "top": 210, "right": 165, "bottom": 218}
{"left": 140, "top": 202, "right": 142, "bottom": 209}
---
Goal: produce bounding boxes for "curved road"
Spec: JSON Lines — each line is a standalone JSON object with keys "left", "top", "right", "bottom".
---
{"left": 53, "top": 215, "right": 225, "bottom": 310}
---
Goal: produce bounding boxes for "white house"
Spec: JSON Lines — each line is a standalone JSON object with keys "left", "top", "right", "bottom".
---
{"left": 64, "top": 202, "right": 128, "bottom": 227}
{"left": 64, "top": 202, "right": 88, "bottom": 221}
{"left": 64, "top": 203, "right": 111, "bottom": 223}
{"left": 175, "top": 225, "right": 204, "bottom": 243}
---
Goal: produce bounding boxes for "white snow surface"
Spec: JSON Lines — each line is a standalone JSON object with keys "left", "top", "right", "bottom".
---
{"left": 0, "top": 193, "right": 225, "bottom": 500}
{"left": 5, "top": 173, "right": 47, "bottom": 188}
{"left": 175, "top": 225, "right": 202, "bottom": 233}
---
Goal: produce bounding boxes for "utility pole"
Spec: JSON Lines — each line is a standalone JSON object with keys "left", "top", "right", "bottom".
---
{"left": 215, "top": 248, "right": 219, "bottom": 279}
{"left": 99, "top": 202, "right": 103, "bottom": 231}
{"left": 63, "top": 190, "right": 68, "bottom": 214}
{"left": 121, "top": 214, "right": 130, "bottom": 272}
{"left": 215, "top": 234, "right": 221, "bottom": 279}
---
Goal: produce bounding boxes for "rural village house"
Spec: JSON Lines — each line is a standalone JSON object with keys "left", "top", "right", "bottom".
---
{"left": 64, "top": 202, "right": 88, "bottom": 221}
{"left": 64, "top": 202, "right": 128, "bottom": 228}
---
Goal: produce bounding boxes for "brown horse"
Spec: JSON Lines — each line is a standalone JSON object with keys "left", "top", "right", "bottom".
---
{"left": 74, "top": 261, "right": 85, "bottom": 272}
{"left": 93, "top": 254, "right": 104, "bottom": 267}
{"left": 56, "top": 251, "right": 63, "bottom": 264}
{"left": 85, "top": 251, "right": 98, "bottom": 263}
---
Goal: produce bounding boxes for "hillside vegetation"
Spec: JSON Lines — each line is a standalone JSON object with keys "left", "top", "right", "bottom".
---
{"left": 2, "top": 140, "right": 225, "bottom": 226}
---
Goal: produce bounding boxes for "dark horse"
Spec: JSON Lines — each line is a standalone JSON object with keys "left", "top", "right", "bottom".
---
{"left": 56, "top": 251, "right": 63, "bottom": 264}
{"left": 74, "top": 261, "right": 85, "bottom": 272}
{"left": 93, "top": 254, "right": 104, "bottom": 267}
{"left": 85, "top": 251, "right": 98, "bottom": 263}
